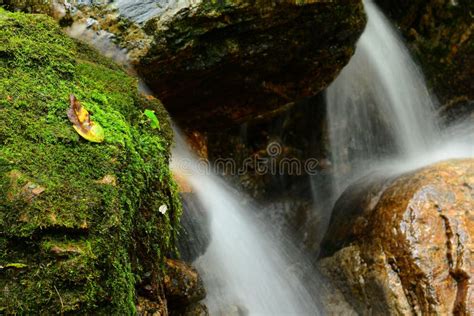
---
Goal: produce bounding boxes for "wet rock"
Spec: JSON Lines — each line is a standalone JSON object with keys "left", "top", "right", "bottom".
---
{"left": 438, "top": 98, "right": 474, "bottom": 125}
{"left": 170, "top": 302, "right": 209, "bottom": 316}
{"left": 137, "top": 296, "right": 168, "bottom": 316}
{"left": 177, "top": 193, "right": 212, "bottom": 263}
{"left": 319, "top": 159, "right": 474, "bottom": 315}
{"left": 164, "top": 259, "right": 206, "bottom": 308}
{"left": 26, "top": 1, "right": 365, "bottom": 130}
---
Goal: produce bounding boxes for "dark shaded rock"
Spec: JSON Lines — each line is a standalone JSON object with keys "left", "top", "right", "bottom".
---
{"left": 170, "top": 302, "right": 209, "bottom": 316}
{"left": 319, "top": 159, "right": 474, "bottom": 315}
{"left": 137, "top": 1, "right": 366, "bottom": 130}
{"left": 205, "top": 93, "right": 329, "bottom": 199}
{"left": 438, "top": 97, "right": 474, "bottom": 125}
{"left": 177, "top": 193, "right": 211, "bottom": 263}
{"left": 164, "top": 259, "right": 206, "bottom": 308}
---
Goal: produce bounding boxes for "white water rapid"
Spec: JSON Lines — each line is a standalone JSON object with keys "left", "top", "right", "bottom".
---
{"left": 171, "top": 131, "right": 321, "bottom": 316}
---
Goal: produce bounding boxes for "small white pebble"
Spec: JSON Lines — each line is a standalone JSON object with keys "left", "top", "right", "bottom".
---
{"left": 158, "top": 204, "right": 167, "bottom": 215}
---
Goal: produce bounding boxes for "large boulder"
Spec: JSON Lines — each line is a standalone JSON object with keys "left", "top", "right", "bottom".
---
{"left": 163, "top": 259, "right": 206, "bottom": 309}
{"left": 0, "top": 9, "right": 183, "bottom": 314}
{"left": 133, "top": 0, "right": 366, "bottom": 130}
{"left": 319, "top": 159, "right": 474, "bottom": 315}
{"left": 14, "top": 0, "right": 366, "bottom": 130}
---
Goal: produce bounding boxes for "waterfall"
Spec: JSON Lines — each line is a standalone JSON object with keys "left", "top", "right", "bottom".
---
{"left": 171, "top": 130, "right": 321, "bottom": 315}
{"left": 326, "top": 0, "right": 440, "bottom": 194}
{"left": 325, "top": 0, "right": 472, "bottom": 204}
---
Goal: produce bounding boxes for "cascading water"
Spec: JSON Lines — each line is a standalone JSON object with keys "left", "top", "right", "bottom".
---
{"left": 325, "top": 0, "right": 472, "bottom": 199}
{"left": 64, "top": 0, "right": 472, "bottom": 313}
{"left": 171, "top": 131, "right": 321, "bottom": 315}
{"left": 326, "top": 0, "right": 441, "bottom": 194}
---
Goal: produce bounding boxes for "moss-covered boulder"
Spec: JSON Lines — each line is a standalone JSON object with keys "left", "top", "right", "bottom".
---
{"left": 0, "top": 9, "right": 182, "bottom": 314}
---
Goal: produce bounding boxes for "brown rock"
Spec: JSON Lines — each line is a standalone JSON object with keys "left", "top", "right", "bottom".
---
{"left": 27, "top": 1, "right": 365, "bottom": 130}
{"left": 137, "top": 296, "right": 168, "bottom": 316}
{"left": 164, "top": 259, "right": 206, "bottom": 308}
{"left": 319, "top": 159, "right": 474, "bottom": 315}
{"left": 170, "top": 302, "right": 209, "bottom": 316}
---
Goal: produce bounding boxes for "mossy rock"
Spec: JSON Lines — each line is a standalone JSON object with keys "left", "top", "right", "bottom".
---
{"left": 0, "top": 9, "right": 181, "bottom": 314}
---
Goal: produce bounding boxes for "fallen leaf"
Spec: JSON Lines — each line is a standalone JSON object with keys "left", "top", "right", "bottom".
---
{"left": 67, "top": 94, "right": 105, "bottom": 143}
{"left": 95, "top": 175, "right": 117, "bottom": 186}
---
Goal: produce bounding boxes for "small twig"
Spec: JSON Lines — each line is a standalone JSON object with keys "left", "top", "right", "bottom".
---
{"left": 54, "top": 285, "right": 64, "bottom": 314}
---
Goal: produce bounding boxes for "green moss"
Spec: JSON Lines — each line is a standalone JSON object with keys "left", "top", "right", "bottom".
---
{"left": 0, "top": 9, "right": 181, "bottom": 314}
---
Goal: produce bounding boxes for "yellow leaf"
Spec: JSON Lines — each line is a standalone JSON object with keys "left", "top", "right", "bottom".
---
{"left": 67, "top": 94, "right": 105, "bottom": 143}
{"left": 76, "top": 106, "right": 89, "bottom": 123}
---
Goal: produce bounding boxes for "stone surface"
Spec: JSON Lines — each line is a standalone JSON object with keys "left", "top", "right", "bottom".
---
{"left": 176, "top": 193, "right": 211, "bottom": 263}
{"left": 16, "top": 0, "right": 365, "bottom": 130}
{"left": 319, "top": 159, "right": 474, "bottom": 315}
{"left": 136, "top": 0, "right": 366, "bottom": 130}
{"left": 164, "top": 259, "right": 207, "bottom": 309}
{"left": 136, "top": 296, "right": 168, "bottom": 316}
{"left": 170, "top": 302, "right": 209, "bottom": 316}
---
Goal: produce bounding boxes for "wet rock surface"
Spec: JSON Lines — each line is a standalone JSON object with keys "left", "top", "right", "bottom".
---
{"left": 169, "top": 302, "right": 209, "bottom": 316}
{"left": 177, "top": 193, "right": 212, "bottom": 263}
{"left": 319, "top": 159, "right": 474, "bottom": 315}
{"left": 135, "top": 0, "right": 366, "bottom": 130}
{"left": 164, "top": 259, "right": 207, "bottom": 310}
{"left": 12, "top": 0, "right": 366, "bottom": 130}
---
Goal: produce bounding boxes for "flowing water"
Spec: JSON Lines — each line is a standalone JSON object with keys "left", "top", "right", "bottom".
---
{"left": 326, "top": 0, "right": 441, "bottom": 194}
{"left": 325, "top": 0, "right": 472, "bottom": 199}
{"left": 171, "top": 131, "right": 321, "bottom": 315}
{"left": 67, "top": 0, "right": 472, "bottom": 313}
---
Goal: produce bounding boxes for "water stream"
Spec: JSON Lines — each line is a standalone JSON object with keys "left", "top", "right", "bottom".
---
{"left": 325, "top": 0, "right": 472, "bottom": 199}
{"left": 171, "top": 131, "right": 321, "bottom": 315}
{"left": 67, "top": 0, "right": 472, "bottom": 313}
{"left": 326, "top": 0, "right": 442, "bottom": 195}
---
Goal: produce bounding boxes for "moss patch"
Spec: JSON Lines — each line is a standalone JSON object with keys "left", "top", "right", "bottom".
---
{"left": 0, "top": 9, "right": 181, "bottom": 314}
